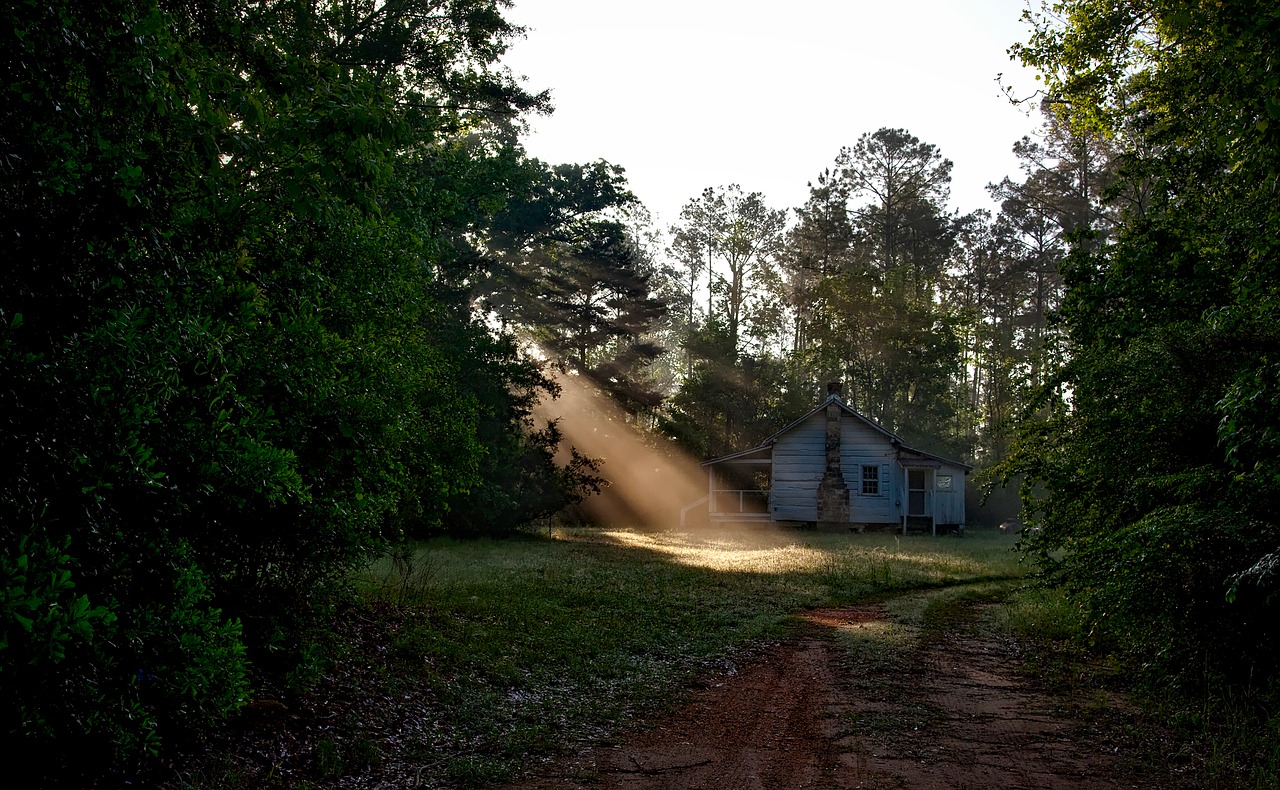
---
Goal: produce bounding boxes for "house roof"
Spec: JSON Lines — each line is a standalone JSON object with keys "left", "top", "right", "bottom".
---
{"left": 701, "top": 394, "right": 972, "bottom": 471}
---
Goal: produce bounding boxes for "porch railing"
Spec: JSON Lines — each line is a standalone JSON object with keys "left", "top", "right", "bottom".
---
{"left": 710, "top": 489, "right": 769, "bottom": 515}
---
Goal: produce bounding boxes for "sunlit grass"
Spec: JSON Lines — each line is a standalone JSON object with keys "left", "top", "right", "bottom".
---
{"left": 829, "top": 615, "right": 918, "bottom": 673}
{"left": 825, "top": 581, "right": 1015, "bottom": 671}
{"left": 583, "top": 527, "right": 1025, "bottom": 600}
{"left": 358, "top": 527, "right": 1025, "bottom": 597}
{"left": 597, "top": 528, "right": 831, "bottom": 573}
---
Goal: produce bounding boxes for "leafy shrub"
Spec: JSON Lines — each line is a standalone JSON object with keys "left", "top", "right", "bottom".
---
{"left": 1048, "top": 507, "right": 1275, "bottom": 680}
{"left": 2, "top": 531, "right": 249, "bottom": 780}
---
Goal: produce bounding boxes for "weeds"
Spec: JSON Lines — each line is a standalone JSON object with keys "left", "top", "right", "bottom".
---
{"left": 314, "top": 740, "right": 342, "bottom": 779}
{"left": 1152, "top": 684, "right": 1280, "bottom": 789}
{"left": 362, "top": 542, "right": 439, "bottom": 606}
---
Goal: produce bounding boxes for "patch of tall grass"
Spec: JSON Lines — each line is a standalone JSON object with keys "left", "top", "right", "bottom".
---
{"left": 998, "top": 584, "right": 1088, "bottom": 644}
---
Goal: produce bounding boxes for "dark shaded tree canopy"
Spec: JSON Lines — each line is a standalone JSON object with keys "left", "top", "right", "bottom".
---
{"left": 0, "top": 0, "right": 597, "bottom": 777}
{"left": 1004, "top": 0, "right": 1280, "bottom": 686}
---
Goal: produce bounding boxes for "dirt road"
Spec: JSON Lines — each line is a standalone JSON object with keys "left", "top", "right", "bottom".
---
{"left": 510, "top": 598, "right": 1184, "bottom": 789}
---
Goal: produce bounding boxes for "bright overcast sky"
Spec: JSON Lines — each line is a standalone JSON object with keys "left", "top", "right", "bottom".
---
{"left": 501, "top": 0, "right": 1046, "bottom": 228}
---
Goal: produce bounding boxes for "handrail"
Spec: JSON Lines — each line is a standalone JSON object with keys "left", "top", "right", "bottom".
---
{"left": 710, "top": 488, "right": 768, "bottom": 514}
{"left": 679, "top": 495, "right": 709, "bottom": 528}
{"left": 682, "top": 490, "right": 772, "bottom": 527}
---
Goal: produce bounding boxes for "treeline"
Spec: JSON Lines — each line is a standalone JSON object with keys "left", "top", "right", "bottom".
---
{"left": 652, "top": 121, "right": 1106, "bottom": 470}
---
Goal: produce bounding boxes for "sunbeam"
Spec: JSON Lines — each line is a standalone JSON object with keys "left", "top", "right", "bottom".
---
{"left": 536, "top": 372, "right": 708, "bottom": 529}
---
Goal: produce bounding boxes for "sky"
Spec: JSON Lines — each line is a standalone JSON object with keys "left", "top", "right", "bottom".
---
{"left": 500, "top": 0, "right": 1047, "bottom": 228}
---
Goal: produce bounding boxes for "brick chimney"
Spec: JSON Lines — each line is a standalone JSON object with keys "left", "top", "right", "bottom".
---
{"left": 816, "top": 383, "right": 850, "bottom": 529}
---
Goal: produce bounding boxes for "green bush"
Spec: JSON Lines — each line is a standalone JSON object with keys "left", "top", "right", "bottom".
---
{"left": 2, "top": 532, "right": 248, "bottom": 779}
{"left": 1005, "top": 0, "right": 1280, "bottom": 699}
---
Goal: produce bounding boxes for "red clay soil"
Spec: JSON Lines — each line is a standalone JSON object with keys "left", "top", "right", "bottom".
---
{"left": 509, "top": 604, "right": 1187, "bottom": 790}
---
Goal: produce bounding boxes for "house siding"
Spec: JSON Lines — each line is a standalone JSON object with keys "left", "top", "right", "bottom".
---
{"left": 712, "top": 396, "right": 969, "bottom": 529}
{"left": 839, "top": 416, "right": 898, "bottom": 523}
{"left": 770, "top": 413, "right": 825, "bottom": 521}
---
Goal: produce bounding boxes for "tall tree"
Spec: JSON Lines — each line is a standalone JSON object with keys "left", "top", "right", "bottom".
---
{"left": 670, "top": 187, "right": 723, "bottom": 333}
{"left": 789, "top": 131, "right": 965, "bottom": 456}
{"left": 662, "top": 187, "right": 797, "bottom": 458}
{"left": 0, "top": 0, "right": 577, "bottom": 775}
{"left": 1006, "top": 0, "right": 1280, "bottom": 688}
{"left": 989, "top": 112, "right": 1120, "bottom": 243}
{"left": 840, "top": 127, "right": 955, "bottom": 291}
{"left": 480, "top": 160, "right": 668, "bottom": 413}
{"left": 669, "top": 185, "right": 787, "bottom": 354}
{"left": 778, "top": 169, "right": 854, "bottom": 355}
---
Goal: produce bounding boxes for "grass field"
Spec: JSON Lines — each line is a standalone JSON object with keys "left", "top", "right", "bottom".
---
{"left": 347, "top": 526, "right": 1027, "bottom": 785}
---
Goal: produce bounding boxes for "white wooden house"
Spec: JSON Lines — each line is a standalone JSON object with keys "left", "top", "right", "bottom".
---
{"left": 684, "top": 384, "right": 970, "bottom": 534}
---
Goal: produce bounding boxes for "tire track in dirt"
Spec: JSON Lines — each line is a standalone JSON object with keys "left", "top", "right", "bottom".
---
{"left": 507, "top": 599, "right": 1179, "bottom": 789}
{"left": 512, "top": 629, "right": 855, "bottom": 789}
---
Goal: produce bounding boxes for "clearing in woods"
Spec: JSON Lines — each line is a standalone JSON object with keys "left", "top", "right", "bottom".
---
{"left": 177, "top": 530, "right": 1200, "bottom": 788}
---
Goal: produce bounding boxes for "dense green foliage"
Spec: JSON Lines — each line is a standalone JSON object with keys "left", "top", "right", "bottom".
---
{"left": 0, "top": 0, "right": 606, "bottom": 777}
{"left": 1006, "top": 0, "right": 1280, "bottom": 687}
